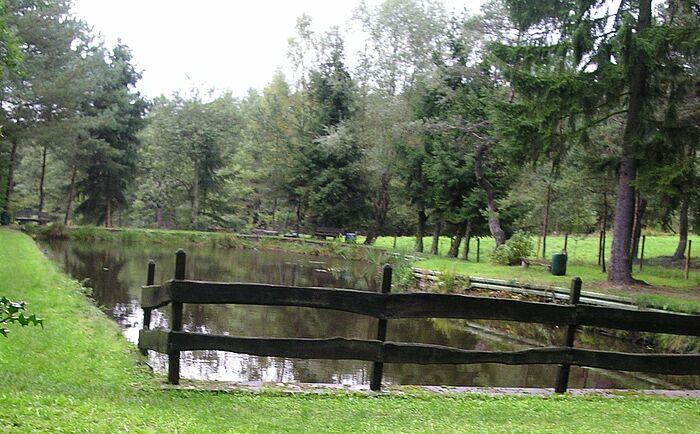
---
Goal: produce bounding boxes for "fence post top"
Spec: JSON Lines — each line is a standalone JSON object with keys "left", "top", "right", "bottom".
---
{"left": 176, "top": 248, "right": 186, "bottom": 255}
{"left": 148, "top": 259, "right": 155, "bottom": 265}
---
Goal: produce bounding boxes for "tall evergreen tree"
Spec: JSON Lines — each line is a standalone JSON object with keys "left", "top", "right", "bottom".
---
{"left": 76, "top": 44, "right": 147, "bottom": 226}
{"left": 491, "top": 0, "right": 699, "bottom": 283}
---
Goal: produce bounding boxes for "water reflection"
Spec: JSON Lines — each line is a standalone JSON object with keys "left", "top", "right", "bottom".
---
{"left": 40, "top": 239, "right": 699, "bottom": 389}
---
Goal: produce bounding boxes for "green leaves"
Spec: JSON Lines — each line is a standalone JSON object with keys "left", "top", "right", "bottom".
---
{"left": 0, "top": 296, "right": 43, "bottom": 338}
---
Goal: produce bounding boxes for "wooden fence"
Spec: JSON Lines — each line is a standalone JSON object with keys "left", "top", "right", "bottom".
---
{"left": 138, "top": 249, "right": 700, "bottom": 392}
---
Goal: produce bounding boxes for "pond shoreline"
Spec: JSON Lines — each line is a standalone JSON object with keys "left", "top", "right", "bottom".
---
{"left": 165, "top": 380, "right": 700, "bottom": 398}
{"left": 3, "top": 228, "right": 700, "bottom": 431}
{"left": 29, "top": 224, "right": 700, "bottom": 357}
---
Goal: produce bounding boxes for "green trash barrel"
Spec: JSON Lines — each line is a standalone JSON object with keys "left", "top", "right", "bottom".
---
{"left": 551, "top": 253, "right": 567, "bottom": 276}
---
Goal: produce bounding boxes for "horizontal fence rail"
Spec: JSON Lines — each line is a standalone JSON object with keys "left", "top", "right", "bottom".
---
{"left": 139, "top": 250, "right": 700, "bottom": 392}
{"left": 142, "top": 280, "right": 700, "bottom": 336}
{"left": 138, "top": 330, "right": 700, "bottom": 375}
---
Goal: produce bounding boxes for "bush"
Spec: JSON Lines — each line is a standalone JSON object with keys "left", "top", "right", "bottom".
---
{"left": 491, "top": 231, "right": 534, "bottom": 265}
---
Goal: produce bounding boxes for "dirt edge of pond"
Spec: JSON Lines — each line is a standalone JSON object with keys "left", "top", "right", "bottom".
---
{"left": 163, "top": 381, "right": 700, "bottom": 398}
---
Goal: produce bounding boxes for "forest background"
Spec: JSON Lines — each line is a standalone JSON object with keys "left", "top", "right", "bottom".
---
{"left": 0, "top": 0, "right": 698, "bottom": 285}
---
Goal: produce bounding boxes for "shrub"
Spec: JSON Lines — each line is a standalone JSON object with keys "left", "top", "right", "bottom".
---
{"left": 45, "top": 222, "right": 66, "bottom": 239}
{"left": 491, "top": 231, "right": 534, "bottom": 265}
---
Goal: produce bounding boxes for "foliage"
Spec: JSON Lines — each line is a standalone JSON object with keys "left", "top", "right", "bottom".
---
{"left": 0, "top": 0, "right": 697, "bottom": 294}
{"left": 135, "top": 92, "right": 240, "bottom": 229}
{"left": 75, "top": 44, "right": 148, "bottom": 226}
{"left": 0, "top": 296, "right": 42, "bottom": 337}
{"left": 490, "top": 231, "right": 534, "bottom": 265}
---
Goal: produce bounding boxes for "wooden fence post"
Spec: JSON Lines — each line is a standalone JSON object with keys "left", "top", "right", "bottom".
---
{"left": 555, "top": 277, "right": 582, "bottom": 393}
{"left": 597, "top": 230, "right": 603, "bottom": 266}
{"left": 639, "top": 235, "right": 646, "bottom": 271}
{"left": 370, "top": 265, "right": 392, "bottom": 392}
{"left": 563, "top": 233, "right": 569, "bottom": 253}
{"left": 685, "top": 240, "right": 692, "bottom": 280}
{"left": 169, "top": 249, "right": 186, "bottom": 385}
{"left": 140, "top": 260, "right": 156, "bottom": 355}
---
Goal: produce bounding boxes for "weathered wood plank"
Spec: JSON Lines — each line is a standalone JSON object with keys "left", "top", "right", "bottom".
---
{"left": 383, "top": 343, "right": 572, "bottom": 365}
{"left": 385, "top": 343, "right": 700, "bottom": 374}
{"left": 141, "top": 285, "right": 170, "bottom": 309}
{"left": 168, "top": 280, "right": 385, "bottom": 318}
{"left": 385, "top": 293, "right": 574, "bottom": 325}
{"left": 145, "top": 280, "right": 700, "bottom": 336}
{"left": 570, "top": 348, "right": 700, "bottom": 375}
{"left": 468, "top": 276, "right": 633, "bottom": 305}
{"left": 138, "top": 330, "right": 700, "bottom": 375}
{"left": 168, "top": 281, "right": 576, "bottom": 324}
{"left": 577, "top": 305, "right": 700, "bottom": 336}
{"left": 169, "top": 331, "right": 381, "bottom": 361}
{"left": 138, "top": 329, "right": 170, "bottom": 353}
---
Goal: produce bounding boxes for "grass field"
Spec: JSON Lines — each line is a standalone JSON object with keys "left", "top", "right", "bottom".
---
{"left": 2, "top": 228, "right": 700, "bottom": 432}
{"left": 372, "top": 233, "right": 695, "bottom": 265}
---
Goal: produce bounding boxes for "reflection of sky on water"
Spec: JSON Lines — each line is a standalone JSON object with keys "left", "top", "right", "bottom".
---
{"left": 41, "top": 239, "right": 700, "bottom": 389}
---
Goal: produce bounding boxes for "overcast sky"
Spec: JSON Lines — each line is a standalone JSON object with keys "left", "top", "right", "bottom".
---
{"left": 72, "top": 0, "right": 486, "bottom": 99}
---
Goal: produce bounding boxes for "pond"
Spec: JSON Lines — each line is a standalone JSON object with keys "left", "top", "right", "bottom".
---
{"left": 40, "top": 239, "right": 699, "bottom": 389}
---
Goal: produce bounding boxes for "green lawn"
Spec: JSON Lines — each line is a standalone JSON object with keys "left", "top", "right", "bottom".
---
{"left": 373, "top": 234, "right": 699, "bottom": 296}
{"left": 373, "top": 233, "right": 695, "bottom": 265}
{"left": 1, "top": 228, "right": 700, "bottom": 432}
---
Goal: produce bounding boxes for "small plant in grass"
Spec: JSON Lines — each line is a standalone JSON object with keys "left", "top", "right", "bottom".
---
{"left": 491, "top": 231, "right": 534, "bottom": 265}
{"left": 437, "top": 269, "right": 462, "bottom": 293}
{"left": 391, "top": 262, "right": 416, "bottom": 291}
{"left": 1, "top": 296, "right": 43, "bottom": 337}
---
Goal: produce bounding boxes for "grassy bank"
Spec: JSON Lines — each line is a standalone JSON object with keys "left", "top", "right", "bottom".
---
{"left": 26, "top": 224, "right": 388, "bottom": 263}
{"left": 1, "top": 228, "right": 700, "bottom": 432}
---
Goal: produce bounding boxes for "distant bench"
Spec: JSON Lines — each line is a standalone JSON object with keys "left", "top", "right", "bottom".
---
{"left": 313, "top": 227, "right": 344, "bottom": 239}
{"left": 15, "top": 209, "right": 50, "bottom": 225}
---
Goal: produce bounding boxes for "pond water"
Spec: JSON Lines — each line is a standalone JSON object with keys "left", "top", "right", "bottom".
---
{"left": 40, "top": 239, "right": 699, "bottom": 389}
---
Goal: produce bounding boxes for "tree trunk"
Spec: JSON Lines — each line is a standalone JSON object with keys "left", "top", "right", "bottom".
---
{"left": 105, "top": 200, "right": 112, "bottom": 227}
{"left": 155, "top": 207, "right": 164, "bottom": 228}
{"left": 415, "top": 207, "right": 426, "bottom": 253}
{"left": 295, "top": 197, "right": 302, "bottom": 232}
{"left": 541, "top": 183, "right": 552, "bottom": 259}
{"left": 271, "top": 198, "right": 277, "bottom": 228}
{"left": 608, "top": 0, "right": 651, "bottom": 284}
{"left": 364, "top": 173, "right": 390, "bottom": 245}
{"left": 461, "top": 222, "right": 472, "bottom": 260}
{"left": 430, "top": 221, "right": 442, "bottom": 255}
{"left": 448, "top": 221, "right": 468, "bottom": 257}
{"left": 3, "top": 138, "right": 18, "bottom": 213}
{"left": 673, "top": 195, "right": 689, "bottom": 259}
{"left": 598, "top": 193, "right": 609, "bottom": 266}
{"left": 630, "top": 194, "right": 647, "bottom": 260}
{"left": 191, "top": 161, "right": 200, "bottom": 226}
{"left": 64, "top": 165, "right": 77, "bottom": 225}
{"left": 38, "top": 144, "right": 48, "bottom": 213}
{"left": 474, "top": 142, "right": 506, "bottom": 246}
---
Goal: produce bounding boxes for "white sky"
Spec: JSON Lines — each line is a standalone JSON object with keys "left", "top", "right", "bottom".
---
{"left": 72, "top": 0, "right": 486, "bottom": 99}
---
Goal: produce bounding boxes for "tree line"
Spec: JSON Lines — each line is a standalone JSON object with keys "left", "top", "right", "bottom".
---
{"left": 0, "top": 0, "right": 698, "bottom": 284}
